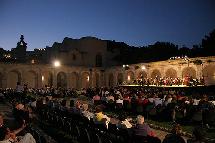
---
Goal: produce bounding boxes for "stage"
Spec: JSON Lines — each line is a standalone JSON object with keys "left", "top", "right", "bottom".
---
{"left": 119, "top": 84, "right": 215, "bottom": 95}
{"left": 120, "top": 84, "right": 205, "bottom": 88}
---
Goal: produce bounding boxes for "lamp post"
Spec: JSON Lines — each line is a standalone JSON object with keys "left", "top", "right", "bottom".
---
{"left": 53, "top": 60, "right": 61, "bottom": 87}
{"left": 141, "top": 65, "right": 146, "bottom": 86}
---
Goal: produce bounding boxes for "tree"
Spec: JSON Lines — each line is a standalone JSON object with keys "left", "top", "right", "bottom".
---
{"left": 201, "top": 29, "right": 215, "bottom": 56}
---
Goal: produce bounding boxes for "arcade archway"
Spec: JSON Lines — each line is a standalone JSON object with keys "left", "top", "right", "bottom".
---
{"left": 71, "top": 72, "right": 79, "bottom": 89}
{"left": 182, "top": 67, "right": 196, "bottom": 78}
{"left": 57, "top": 72, "right": 67, "bottom": 88}
{"left": 151, "top": 69, "right": 161, "bottom": 79}
{"left": 165, "top": 68, "right": 177, "bottom": 78}
{"left": 7, "top": 70, "right": 21, "bottom": 88}
{"left": 25, "top": 71, "right": 37, "bottom": 88}
{"left": 81, "top": 72, "right": 90, "bottom": 88}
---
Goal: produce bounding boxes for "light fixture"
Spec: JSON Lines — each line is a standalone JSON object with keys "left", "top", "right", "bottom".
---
{"left": 128, "top": 75, "right": 130, "bottom": 81}
{"left": 141, "top": 65, "right": 146, "bottom": 70}
{"left": 54, "top": 60, "right": 61, "bottom": 67}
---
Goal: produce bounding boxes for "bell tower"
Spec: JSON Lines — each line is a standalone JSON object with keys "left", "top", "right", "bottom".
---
{"left": 11, "top": 35, "right": 27, "bottom": 62}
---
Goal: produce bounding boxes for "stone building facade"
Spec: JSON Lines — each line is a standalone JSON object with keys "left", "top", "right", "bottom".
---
{"left": 0, "top": 56, "right": 214, "bottom": 89}
{"left": 43, "top": 37, "right": 120, "bottom": 67}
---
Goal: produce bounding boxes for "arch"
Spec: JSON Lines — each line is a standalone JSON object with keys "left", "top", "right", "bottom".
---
{"left": 137, "top": 71, "right": 147, "bottom": 79}
{"left": 25, "top": 70, "right": 37, "bottom": 88}
{"left": 182, "top": 67, "right": 196, "bottom": 78}
{"left": 202, "top": 65, "right": 215, "bottom": 85}
{"left": 57, "top": 72, "right": 67, "bottom": 88}
{"left": 117, "top": 73, "right": 123, "bottom": 85}
{"left": 165, "top": 68, "right": 177, "bottom": 78}
{"left": 108, "top": 73, "right": 114, "bottom": 87}
{"left": 71, "top": 72, "right": 79, "bottom": 89}
{"left": 81, "top": 72, "right": 90, "bottom": 88}
{"left": 151, "top": 69, "right": 161, "bottom": 79}
{"left": 7, "top": 70, "right": 21, "bottom": 88}
{"left": 126, "top": 71, "right": 135, "bottom": 83}
{"left": 42, "top": 71, "right": 53, "bottom": 87}
{"left": 0, "top": 72, "right": 2, "bottom": 88}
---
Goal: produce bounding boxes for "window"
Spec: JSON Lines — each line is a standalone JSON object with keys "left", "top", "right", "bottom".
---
{"left": 95, "top": 54, "right": 102, "bottom": 67}
{"left": 72, "top": 54, "right": 76, "bottom": 61}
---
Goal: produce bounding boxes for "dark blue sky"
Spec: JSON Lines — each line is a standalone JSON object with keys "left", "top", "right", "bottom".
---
{"left": 0, "top": 0, "right": 215, "bottom": 51}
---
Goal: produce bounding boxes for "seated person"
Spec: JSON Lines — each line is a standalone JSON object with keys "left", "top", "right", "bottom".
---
{"left": 0, "top": 127, "right": 36, "bottom": 143}
{"left": 13, "top": 103, "right": 29, "bottom": 125}
{"left": 93, "top": 106, "right": 110, "bottom": 128}
{"left": 93, "top": 94, "right": 101, "bottom": 105}
{"left": 81, "top": 103, "right": 94, "bottom": 120}
{"left": 162, "top": 124, "right": 185, "bottom": 143}
{"left": 132, "top": 115, "right": 154, "bottom": 137}
{"left": 0, "top": 113, "right": 35, "bottom": 143}
{"left": 0, "top": 113, "right": 26, "bottom": 135}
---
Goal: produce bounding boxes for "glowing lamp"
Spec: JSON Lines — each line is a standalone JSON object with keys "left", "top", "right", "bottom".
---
{"left": 141, "top": 65, "right": 146, "bottom": 70}
{"left": 54, "top": 60, "right": 61, "bottom": 67}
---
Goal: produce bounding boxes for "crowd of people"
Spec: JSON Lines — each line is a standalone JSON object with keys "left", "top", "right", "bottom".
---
{"left": 130, "top": 75, "right": 205, "bottom": 87}
{"left": 0, "top": 82, "right": 214, "bottom": 143}
{"left": 0, "top": 108, "right": 36, "bottom": 143}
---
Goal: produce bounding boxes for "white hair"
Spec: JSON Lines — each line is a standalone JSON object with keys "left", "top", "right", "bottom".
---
{"left": 137, "top": 115, "right": 144, "bottom": 124}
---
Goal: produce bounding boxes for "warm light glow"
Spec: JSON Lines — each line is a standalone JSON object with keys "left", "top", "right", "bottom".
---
{"left": 141, "top": 65, "right": 146, "bottom": 70}
{"left": 54, "top": 60, "right": 61, "bottom": 67}
{"left": 31, "top": 59, "right": 35, "bottom": 64}
{"left": 122, "top": 64, "right": 129, "bottom": 68}
{"left": 128, "top": 75, "right": 130, "bottom": 81}
{"left": 87, "top": 76, "right": 90, "bottom": 81}
{"left": 42, "top": 76, "right": 44, "bottom": 81}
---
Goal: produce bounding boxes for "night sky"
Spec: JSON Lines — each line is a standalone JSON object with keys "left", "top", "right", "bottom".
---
{"left": 0, "top": 0, "right": 215, "bottom": 51}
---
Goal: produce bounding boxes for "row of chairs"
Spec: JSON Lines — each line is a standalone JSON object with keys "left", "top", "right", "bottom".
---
{"left": 40, "top": 107, "right": 131, "bottom": 143}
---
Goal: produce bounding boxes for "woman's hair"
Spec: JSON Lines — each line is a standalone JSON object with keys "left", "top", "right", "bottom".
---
{"left": 171, "top": 124, "right": 182, "bottom": 135}
{"left": 95, "top": 106, "right": 102, "bottom": 113}
{"left": 137, "top": 115, "right": 144, "bottom": 124}
{"left": 82, "top": 104, "right": 88, "bottom": 111}
{"left": 0, "top": 127, "right": 7, "bottom": 141}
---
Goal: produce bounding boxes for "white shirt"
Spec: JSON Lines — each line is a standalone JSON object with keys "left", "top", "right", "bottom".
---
{"left": 193, "top": 99, "right": 200, "bottom": 105}
{"left": 116, "top": 99, "right": 123, "bottom": 104}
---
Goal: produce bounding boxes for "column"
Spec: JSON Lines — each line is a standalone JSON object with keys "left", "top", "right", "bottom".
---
{"left": 53, "top": 70, "right": 57, "bottom": 88}
{"left": 21, "top": 70, "right": 26, "bottom": 85}
{"left": 2, "top": 73, "right": 7, "bottom": 89}
{"left": 77, "top": 72, "right": 81, "bottom": 89}
{"left": 67, "top": 73, "right": 71, "bottom": 89}
{"left": 89, "top": 69, "right": 93, "bottom": 88}
{"left": 37, "top": 72, "right": 42, "bottom": 88}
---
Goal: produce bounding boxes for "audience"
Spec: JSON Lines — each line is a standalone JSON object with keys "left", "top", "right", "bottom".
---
{"left": 132, "top": 115, "right": 154, "bottom": 137}
{"left": 1, "top": 85, "right": 215, "bottom": 143}
{"left": 0, "top": 113, "right": 35, "bottom": 143}
{"left": 162, "top": 124, "right": 186, "bottom": 143}
{"left": 81, "top": 103, "right": 94, "bottom": 120}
